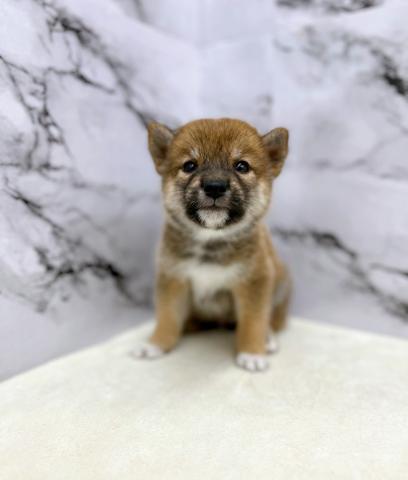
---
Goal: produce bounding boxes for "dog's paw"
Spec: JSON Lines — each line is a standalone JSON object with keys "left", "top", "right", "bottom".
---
{"left": 131, "top": 342, "right": 164, "bottom": 360}
{"left": 266, "top": 334, "right": 279, "bottom": 354}
{"left": 236, "top": 352, "right": 269, "bottom": 372}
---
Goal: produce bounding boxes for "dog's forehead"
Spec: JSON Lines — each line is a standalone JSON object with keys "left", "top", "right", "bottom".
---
{"left": 171, "top": 119, "right": 263, "bottom": 158}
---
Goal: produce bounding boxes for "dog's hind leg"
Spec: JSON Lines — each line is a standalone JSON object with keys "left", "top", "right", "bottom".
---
{"left": 270, "top": 264, "right": 292, "bottom": 333}
{"left": 266, "top": 269, "right": 291, "bottom": 355}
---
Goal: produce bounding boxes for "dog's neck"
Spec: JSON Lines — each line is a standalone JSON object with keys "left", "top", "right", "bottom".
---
{"left": 163, "top": 214, "right": 259, "bottom": 253}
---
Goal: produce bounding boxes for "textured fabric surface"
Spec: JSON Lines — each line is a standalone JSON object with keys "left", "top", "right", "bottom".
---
{"left": 1, "top": 319, "right": 407, "bottom": 479}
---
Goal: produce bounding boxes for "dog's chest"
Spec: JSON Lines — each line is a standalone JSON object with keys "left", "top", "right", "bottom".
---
{"left": 177, "top": 241, "right": 241, "bottom": 299}
{"left": 183, "top": 261, "right": 240, "bottom": 299}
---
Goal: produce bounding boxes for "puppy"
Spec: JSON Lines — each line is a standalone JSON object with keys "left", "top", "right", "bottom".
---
{"left": 134, "top": 118, "right": 291, "bottom": 372}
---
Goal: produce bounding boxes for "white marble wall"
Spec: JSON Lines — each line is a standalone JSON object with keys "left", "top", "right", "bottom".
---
{"left": 1, "top": 0, "right": 407, "bottom": 378}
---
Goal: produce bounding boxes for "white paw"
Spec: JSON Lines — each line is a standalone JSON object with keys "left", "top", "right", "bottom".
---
{"left": 236, "top": 353, "right": 269, "bottom": 372}
{"left": 266, "top": 334, "right": 279, "bottom": 354}
{"left": 131, "top": 342, "right": 164, "bottom": 360}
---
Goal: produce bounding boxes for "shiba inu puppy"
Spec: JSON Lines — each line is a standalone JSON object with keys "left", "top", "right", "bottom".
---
{"left": 133, "top": 118, "right": 291, "bottom": 372}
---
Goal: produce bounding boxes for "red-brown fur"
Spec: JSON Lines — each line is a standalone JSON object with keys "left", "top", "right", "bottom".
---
{"left": 136, "top": 118, "right": 291, "bottom": 372}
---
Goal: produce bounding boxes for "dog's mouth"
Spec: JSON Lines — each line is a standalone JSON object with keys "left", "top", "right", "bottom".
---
{"left": 185, "top": 203, "right": 225, "bottom": 228}
{"left": 196, "top": 206, "right": 229, "bottom": 229}
{"left": 199, "top": 205, "right": 226, "bottom": 211}
{"left": 185, "top": 197, "right": 245, "bottom": 230}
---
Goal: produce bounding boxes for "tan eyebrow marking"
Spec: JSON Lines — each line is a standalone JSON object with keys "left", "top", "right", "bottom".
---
{"left": 190, "top": 147, "right": 200, "bottom": 159}
{"left": 231, "top": 148, "right": 242, "bottom": 159}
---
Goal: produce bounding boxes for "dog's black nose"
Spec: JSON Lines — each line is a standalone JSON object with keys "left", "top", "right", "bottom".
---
{"left": 201, "top": 179, "right": 229, "bottom": 199}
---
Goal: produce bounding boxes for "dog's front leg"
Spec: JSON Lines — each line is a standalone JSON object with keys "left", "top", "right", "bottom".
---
{"left": 233, "top": 277, "right": 273, "bottom": 372}
{"left": 133, "top": 273, "right": 189, "bottom": 359}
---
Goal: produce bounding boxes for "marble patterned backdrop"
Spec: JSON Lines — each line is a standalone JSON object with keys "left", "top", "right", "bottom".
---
{"left": 1, "top": 0, "right": 407, "bottom": 378}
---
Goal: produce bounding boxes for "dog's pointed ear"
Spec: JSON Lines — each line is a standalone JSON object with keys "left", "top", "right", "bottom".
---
{"left": 262, "top": 127, "right": 289, "bottom": 177}
{"left": 147, "top": 122, "right": 175, "bottom": 174}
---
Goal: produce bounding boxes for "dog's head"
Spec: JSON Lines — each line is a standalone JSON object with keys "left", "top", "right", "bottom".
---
{"left": 148, "top": 118, "right": 288, "bottom": 235}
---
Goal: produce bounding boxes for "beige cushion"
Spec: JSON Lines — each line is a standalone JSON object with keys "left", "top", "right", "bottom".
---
{"left": 1, "top": 319, "right": 407, "bottom": 479}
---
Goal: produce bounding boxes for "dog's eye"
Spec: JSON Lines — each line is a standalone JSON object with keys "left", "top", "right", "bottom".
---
{"left": 234, "top": 160, "right": 250, "bottom": 174}
{"left": 182, "top": 160, "right": 198, "bottom": 173}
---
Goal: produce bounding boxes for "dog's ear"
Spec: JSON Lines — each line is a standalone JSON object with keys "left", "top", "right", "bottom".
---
{"left": 147, "top": 122, "right": 175, "bottom": 174}
{"left": 262, "top": 127, "right": 289, "bottom": 178}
